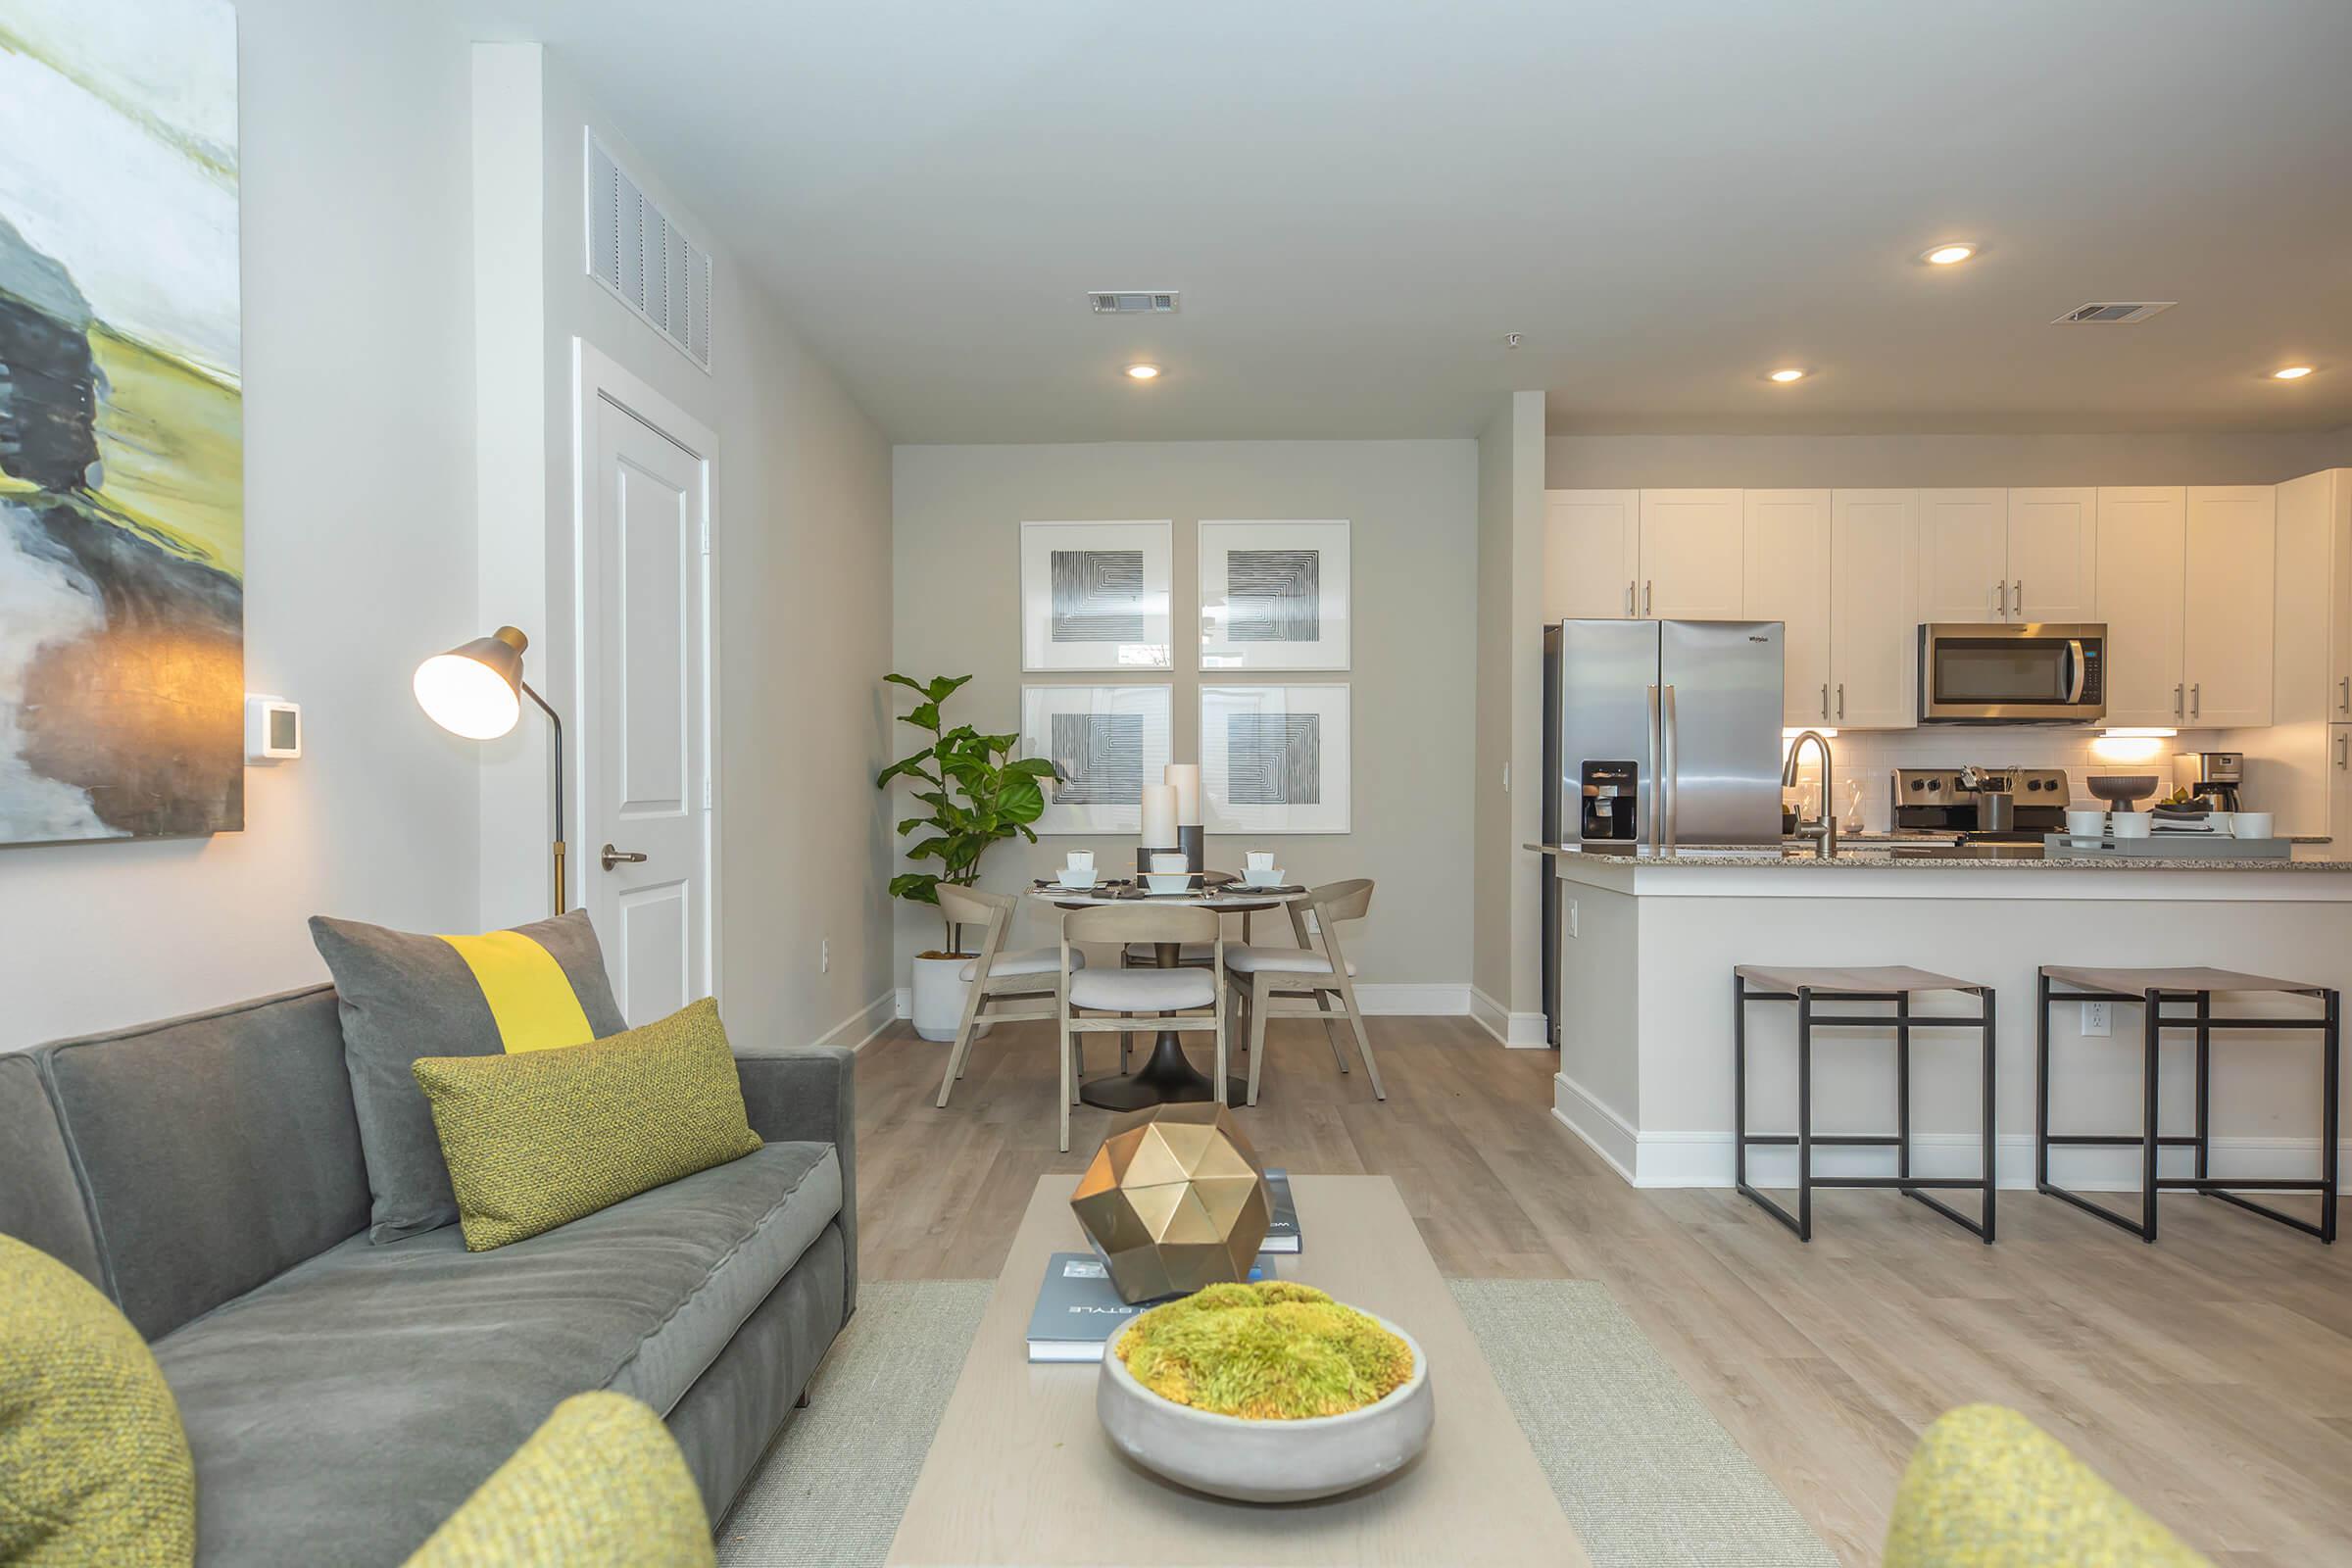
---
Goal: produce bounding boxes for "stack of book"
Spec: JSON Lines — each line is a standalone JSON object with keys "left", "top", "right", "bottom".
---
{"left": 1027, "top": 1171, "right": 1301, "bottom": 1362}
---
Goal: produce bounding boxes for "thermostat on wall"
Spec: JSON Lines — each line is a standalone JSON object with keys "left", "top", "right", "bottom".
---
{"left": 246, "top": 696, "right": 302, "bottom": 761}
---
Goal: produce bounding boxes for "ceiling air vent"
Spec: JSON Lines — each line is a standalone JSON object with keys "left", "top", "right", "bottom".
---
{"left": 1090, "top": 291, "right": 1179, "bottom": 315}
{"left": 2051, "top": 301, "right": 2177, "bottom": 325}
{"left": 586, "top": 132, "right": 713, "bottom": 373}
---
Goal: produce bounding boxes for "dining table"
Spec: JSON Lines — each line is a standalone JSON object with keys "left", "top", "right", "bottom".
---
{"left": 1024, "top": 875, "right": 1311, "bottom": 1110}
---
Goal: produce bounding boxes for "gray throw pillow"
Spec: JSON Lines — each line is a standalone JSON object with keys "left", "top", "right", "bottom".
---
{"left": 309, "top": 909, "right": 626, "bottom": 1243}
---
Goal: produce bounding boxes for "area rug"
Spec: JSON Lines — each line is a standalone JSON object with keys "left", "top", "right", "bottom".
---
{"left": 717, "top": 1278, "right": 1835, "bottom": 1566}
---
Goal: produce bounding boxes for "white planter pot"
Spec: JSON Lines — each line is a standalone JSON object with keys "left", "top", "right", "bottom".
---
{"left": 910, "top": 953, "right": 976, "bottom": 1043}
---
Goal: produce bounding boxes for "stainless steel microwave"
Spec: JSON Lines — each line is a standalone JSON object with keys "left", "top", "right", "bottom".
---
{"left": 1918, "top": 623, "right": 2106, "bottom": 724}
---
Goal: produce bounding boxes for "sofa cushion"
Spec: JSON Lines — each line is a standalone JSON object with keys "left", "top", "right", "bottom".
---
{"left": 155, "top": 1141, "right": 841, "bottom": 1567}
{"left": 311, "top": 910, "right": 626, "bottom": 1244}
{"left": 36, "top": 986, "right": 372, "bottom": 1341}
{"left": 414, "top": 997, "right": 762, "bottom": 1250}
{"left": 0, "top": 1052, "right": 102, "bottom": 1289}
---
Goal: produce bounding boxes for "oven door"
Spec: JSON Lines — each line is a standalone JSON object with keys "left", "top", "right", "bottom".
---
{"left": 1918, "top": 623, "right": 2106, "bottom": 723}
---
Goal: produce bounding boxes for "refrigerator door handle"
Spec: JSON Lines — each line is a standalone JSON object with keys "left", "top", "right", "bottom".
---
{"left": 1661, "top": 684, "right": 1679, "bottom": 853}
{"left": 1645, "top": 683, "right": 1663, "bottom": 852}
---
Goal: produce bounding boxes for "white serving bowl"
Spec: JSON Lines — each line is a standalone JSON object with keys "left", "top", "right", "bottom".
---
{"left": 1240, "top": 868, "right": 1286, "bottom": 888}
{"left": 1144, "top": 873, "right": 1193, "bottom": 895}
{"left": 1097, "top": 1314, "right": 1433, "bottom": 1502}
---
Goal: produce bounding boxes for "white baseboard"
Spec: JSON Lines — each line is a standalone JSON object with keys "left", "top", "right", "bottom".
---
{"left": 1552, "top": 1071, "right": 2352, "bottom": 1191}
{"left": 1471, "top": 986, "right": 1551, "bottom": 1049}
{"left": 812, "top": 989, "right": 898, "bottom": 1053}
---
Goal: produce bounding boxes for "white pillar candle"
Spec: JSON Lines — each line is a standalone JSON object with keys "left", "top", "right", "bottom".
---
{"left": 1141, "top": 784, "right": 1179, "bottom": 848}
{"left": 1164, "top": 763, "right": 1201, "bottom": 826}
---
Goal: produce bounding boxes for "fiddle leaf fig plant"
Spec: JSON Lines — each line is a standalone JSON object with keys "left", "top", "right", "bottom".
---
{"left": 876, "top": 672, "right": 1058, "bottom": 954}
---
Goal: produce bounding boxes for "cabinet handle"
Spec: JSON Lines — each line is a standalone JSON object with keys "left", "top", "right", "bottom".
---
{"left": 2011, "top": 579, "right": 2023, "bottom": 617}
{"left": 2190, "top": 683, "right": 2200, "bottom": 720}
{"left": 1642, "top": 580, "right": 1652, "bottom": 616}
{"left": 1625, "top": 580, "right": 1635, "bottom": 616}
{"left": 1991, "top": 582, "right": 2005, "bottom": 618}
{"left": 2174, "top": 683, "right": 2183, "bottom": 717}
{"left": 1837, "top": 682, "right": 1845, "bottom": 720}
{"left": 2338, "top": 675, "right": 2347, "bottom": 716}
{"left": 2339, "top": 733, "right": 2348, "bottom": 771}
{"left": 1820, "top": 683, "right": 1830, "bottom": 721}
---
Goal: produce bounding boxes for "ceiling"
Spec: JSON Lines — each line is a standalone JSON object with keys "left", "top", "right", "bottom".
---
{"left": 473, "top": 0, "right": 2352, "bottom": 443}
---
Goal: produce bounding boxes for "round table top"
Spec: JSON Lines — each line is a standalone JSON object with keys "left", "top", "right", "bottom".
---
{"left": 1023, "top": 878, "right": 1309, "bottom": 909}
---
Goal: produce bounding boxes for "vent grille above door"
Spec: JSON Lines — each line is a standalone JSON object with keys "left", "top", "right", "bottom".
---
{"left": 587, "top": 132, "right": 712, "bottom": 372}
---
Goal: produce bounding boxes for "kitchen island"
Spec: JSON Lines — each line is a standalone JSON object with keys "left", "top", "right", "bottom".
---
{"left": 1537, "top": 845, "right": 2352, "bottom": 1192}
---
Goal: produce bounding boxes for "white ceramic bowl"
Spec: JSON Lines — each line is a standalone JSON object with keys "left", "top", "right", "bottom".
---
{"left": 2233, "top": 811, "right": 2274, "bottom": 840}
{"left": 1057, "top": 872, "right": 1099, "bottom": 890}
{"left": 1240, "top": 867, "right": 1286, "bottom": 888}
{"left": 2065, "top": 808, "right": 2107, "bottom": 841}
{"left": 2111, "top": 810, "right": 2153, "bottom": 840}
{"left": 1097, "top": 1314, "right": 1433, "bottom": 1502}
{"left": 1144, "top": 873, "right": 1193, "bottom": 895}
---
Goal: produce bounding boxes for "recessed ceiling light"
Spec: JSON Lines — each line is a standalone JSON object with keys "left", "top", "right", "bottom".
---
{"left": 1922, "top": 243, "right": 1977, "bottom": 266}
{"left": 1124, "top": 364, "right": 1161, "bottom": 380}
{"left": 1766, "top": 368, "right": 1807, "bottom": 383}
{"left": 2273, "top": 365, "right": 2315, "bottom": 380}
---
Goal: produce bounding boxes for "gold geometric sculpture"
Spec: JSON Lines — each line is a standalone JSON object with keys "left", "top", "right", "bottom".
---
{"left": 1071, "top": 1102, "right": 1273, "bottom": 1303}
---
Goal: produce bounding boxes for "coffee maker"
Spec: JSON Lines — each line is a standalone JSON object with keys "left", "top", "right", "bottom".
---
{"left": 2173, "top": 752, "right": 2243, "bottom": 813}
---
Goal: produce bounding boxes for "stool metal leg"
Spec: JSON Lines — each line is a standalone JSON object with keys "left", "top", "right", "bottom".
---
{"left": 1734, "top": 972, "right": 1747, "bottom": 1194}
{"left": 1796, "top": 987, "right": 1814, "bottom": 1243}
{"left": 1896, "top": 991, "right": 1912, "bottom": 1183}
{"left": 2034, "top": 970, "right": 2051, "bottom": 1194}
{"left": 2194, "top": 989, "right": 2211, "bottom": 1185}
{"left": 2326, "top": 990, "right": 2340, "bottom": 1245}
{"left": 2140, "top": 988, "right": 2161, "bottom": 1243}
{"left": 1982, "top": 988, "right": 1997, "bottom": 1243}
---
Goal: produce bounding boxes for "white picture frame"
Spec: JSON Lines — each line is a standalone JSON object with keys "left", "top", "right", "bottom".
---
{"left": 1199, "top": 519, "right": 1350, "bottom": 671}
{"left": 1200, "top": 684, "right": 1350, "bottom": 834}
{"left": 1021, "top": 520, "right": 1173, "bottom": 671}
{"left": 1021, "top": 684, "right": 1173, "bottom": 834}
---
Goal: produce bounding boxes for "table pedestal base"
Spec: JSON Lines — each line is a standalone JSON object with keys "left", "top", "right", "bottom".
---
{"left": 1078, "top": 1030, "right": 1247, "bottom": 1110}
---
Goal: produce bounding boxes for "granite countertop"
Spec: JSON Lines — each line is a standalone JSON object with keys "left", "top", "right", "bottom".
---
{"left": 1526, "top": 841, "right": 2352, "bottom": 871}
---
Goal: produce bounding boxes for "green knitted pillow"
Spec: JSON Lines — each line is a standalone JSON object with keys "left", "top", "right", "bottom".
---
{"left": 412, "top": 997, "right": 762, "bottom": 1250}
{"left": 0, "top": 1234, "right": 196, "bottom": 1566}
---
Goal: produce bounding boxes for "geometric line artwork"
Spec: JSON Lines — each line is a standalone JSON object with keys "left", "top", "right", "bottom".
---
{"left": 1224, "top": 549, "right": 1320, "bottom": 643}
{"left": 1051, "top": 549, "right": 1145, "bottom": 642}
{"left": 1224, "top": 713, "right": 1321, "bottom": 806}
{"left": 1048, "top": 711, "right": 1144, "bottom": 806}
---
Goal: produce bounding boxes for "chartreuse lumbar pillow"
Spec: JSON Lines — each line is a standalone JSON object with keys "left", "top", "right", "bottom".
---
{"left": 401, "top": 1392, "right": 713, "bottom": 1568}
{"left": 411, "top": 996, "right": 762, "bottom": 1251}
{"left": 0, "top": 1234, "right": 195, "bottom": 1567}
{"left": 312, "top": 909, "right": 627, "bottom": 1242}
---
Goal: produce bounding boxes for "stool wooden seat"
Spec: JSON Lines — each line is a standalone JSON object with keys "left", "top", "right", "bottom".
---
{"left": 1735, "top": 966, "right": 1995, "bottom": 1245}
{"left": 2037, "top": 965, "right": 2338, "bottom": 1244}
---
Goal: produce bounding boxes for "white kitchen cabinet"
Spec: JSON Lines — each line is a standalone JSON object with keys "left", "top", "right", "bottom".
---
{"left": 2094, "top": 487, "right": 2188, "bottom": 726}
{"left": 2008, "top": 488, "right": 2099, "bottom": 622}
{"left": 1742, "top": 490, "right": 1832, "bottom": 726}
{"left": 2181, "top": 486, "right": 2275, "bottom": 727}
{"left": 1543, "top": 490, "right": 1641, "bottom": 621}
{"left": 2328, "top": 725, "right": 2352, "bottom": 843}
{"left": 1829, "top": 490, "right": 1920, "bottom": 728}
{"left": 1638, "top": 490, "right": 1745, "bottom": 619}
{"left": 1917, "top": 489, "right": 2011, "bottom": 622}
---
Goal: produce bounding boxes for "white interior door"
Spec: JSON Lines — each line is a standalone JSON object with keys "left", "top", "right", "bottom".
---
{"left": 580, "top": 360, "right": 714, "bottom": 1027}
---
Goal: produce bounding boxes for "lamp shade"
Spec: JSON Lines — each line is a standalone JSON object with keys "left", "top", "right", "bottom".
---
{"left": 415, "top": 626, "right": 528, "bottom": 740}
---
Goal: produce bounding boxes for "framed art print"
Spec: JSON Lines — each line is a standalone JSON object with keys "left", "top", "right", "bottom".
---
{"left": 1020, "top": 520, "right": 1172, "bottom": 671}
{"left": 1021, "top": 684, "right": 1172, "bottom": 834}
{"left": 1200, "top": 684, "right": 1350, "bottom": 834}
{"left": 1199, "top": 519, "right": 1349, "bottom": 671}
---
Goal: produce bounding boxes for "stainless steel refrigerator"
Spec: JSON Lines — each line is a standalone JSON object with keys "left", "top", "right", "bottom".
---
{"left": 1540, "top": 618, "right": 1785, "bottom": 1039}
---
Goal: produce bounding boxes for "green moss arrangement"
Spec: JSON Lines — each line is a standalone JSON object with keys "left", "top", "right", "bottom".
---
{"left": 1113, "top": 1281, "right": 1414, "bottom": 1420}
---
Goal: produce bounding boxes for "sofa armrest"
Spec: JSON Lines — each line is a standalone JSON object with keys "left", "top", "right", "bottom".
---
{"left": 734, "top": 1050, "right": 856, "bottom": 1316}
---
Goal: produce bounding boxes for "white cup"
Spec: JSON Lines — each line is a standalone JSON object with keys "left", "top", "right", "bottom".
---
{"left": 1242, "top": 864, "right": 1285, "bottom": 887}
{"left": 1065, "top": 850, "right": 1095, "bottom": 872}
{"left": 2233, "top": 811, "right": 2273, "bottom": 840}
{"left": 1246, "top": 851, "right": 1275, "bottom": 871}
{"left": 2065, "top": 808, "right": 2107, "bottom": 841}
{"left": 1149, "top": 852, "right": 1188, "bottom": 875}
{"left": 2111, "top": 810, "right": 2153, "bottom": 840}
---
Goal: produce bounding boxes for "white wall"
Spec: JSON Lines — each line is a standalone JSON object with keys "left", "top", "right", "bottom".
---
{"left": 889, "top": 440, "right": 1477, "bottom": 994}
{"left": 471, "top": 45, "right": 896, "bottom": 1053}
{"left": 2, "top": 2, "right": 483, "bottom": 1049}
{"left": 1546, "top": 429, "right": 2352, "bottom": 490}
{"left": 1471, "top": 392, "right": 1547, "bottom": 1036}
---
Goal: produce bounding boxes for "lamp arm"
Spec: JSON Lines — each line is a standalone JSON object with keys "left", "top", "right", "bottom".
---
{"left": 521, "top": 681, "right": 565, "bottom": 916}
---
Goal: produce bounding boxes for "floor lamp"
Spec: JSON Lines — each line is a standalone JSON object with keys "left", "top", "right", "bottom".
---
{"left": 414, "top": 625, "right": 566, "bottom": 917}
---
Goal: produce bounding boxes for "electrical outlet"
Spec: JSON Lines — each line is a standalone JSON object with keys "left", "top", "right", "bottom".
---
{"left": 1502, "top": 761, "right": 1511, "bottom": 794}
{"left": 819, "top": 938, "right": 830, "bottom": 975}
{"left": 2082, "top": 1001, "right": 2110, "bottom": 1037}
{"left": 1566, "top": 900, "right": 1579, "bottom": 939}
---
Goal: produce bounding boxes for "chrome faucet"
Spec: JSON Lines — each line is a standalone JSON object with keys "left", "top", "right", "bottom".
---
{"left": 1782, "top": 730, "right": 1838, "bottom": 858}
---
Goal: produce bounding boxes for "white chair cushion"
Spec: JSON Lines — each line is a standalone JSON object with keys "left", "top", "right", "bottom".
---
{"left": 1069, "top": 966, "right": 1218, "bottom": 1012}
{"left": 1122, "top": 943, "right": 1215, "bottom": 963}
{"left": 1222, "top": 944, "right": 1357, "bottom": 978}
{"left": 962, "top": 948, "right": 1084, "bottom": 983}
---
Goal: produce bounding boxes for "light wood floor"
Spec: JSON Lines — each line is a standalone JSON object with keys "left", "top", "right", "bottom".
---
{"left": 853, "top": 1014, "right": 2352, "bottom": 1566}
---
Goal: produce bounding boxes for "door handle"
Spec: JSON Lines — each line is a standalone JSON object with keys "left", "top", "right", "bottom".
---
{"left": 1837, "top": 681, "right": 1845, "bottom": 720}
{"left": 1661, "top": 685, "right": 1679, "bottom": 854}
{"left": 2190, "top": 682, "right": 2200, "bottom": 720}
{"left": 2065, "top": 639, "right": 2086, "bottom": 704}
{"left": 1645, "top": 685, "right": 1663, "bottom": 852}
{"left": 601, "top": 843, "right": 649, "bottom": 871}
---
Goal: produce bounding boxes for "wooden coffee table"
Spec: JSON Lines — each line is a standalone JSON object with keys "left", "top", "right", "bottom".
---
{"left": 885, "top": 1175, "right": 1589, "bottom": 1566}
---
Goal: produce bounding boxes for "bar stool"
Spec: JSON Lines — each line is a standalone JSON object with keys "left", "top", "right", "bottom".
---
{"left": 2036, "top": 966, "right": 2339, "bottom": 1244}
{"left": 1734, "top": 965, "right": 1996, "bottom": 1244}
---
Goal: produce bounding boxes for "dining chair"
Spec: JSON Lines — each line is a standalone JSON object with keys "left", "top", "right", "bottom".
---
{"left": 1057, "top": 904, "right": 1227, "bottom": 1152}
{"left": 1222, "top": 878, "right": 1385, "bottom": 1106}
{"left": 933, "top": 884, "right": 1086, "bottom": 1109}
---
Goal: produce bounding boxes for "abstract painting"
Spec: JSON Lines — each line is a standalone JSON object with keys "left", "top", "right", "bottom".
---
{"left": 0, "top": 0, "right": 243, "bottom": 847}
{"left": 1021, "top": 684, "right": 1171, "bottom": 834}
{"left": 1200, "top": 684, "right": 1350, "bottom": 834}
{"left": 1021, "top": 520, "right": 1171, "bottom": 671}
{"left": 1200, "top": 520, "right": 1349, "bottom": 670}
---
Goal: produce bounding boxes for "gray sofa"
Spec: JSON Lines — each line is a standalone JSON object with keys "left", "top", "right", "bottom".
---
{"left": 0, "top": 983, "right": 856, "bottom": 1566}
